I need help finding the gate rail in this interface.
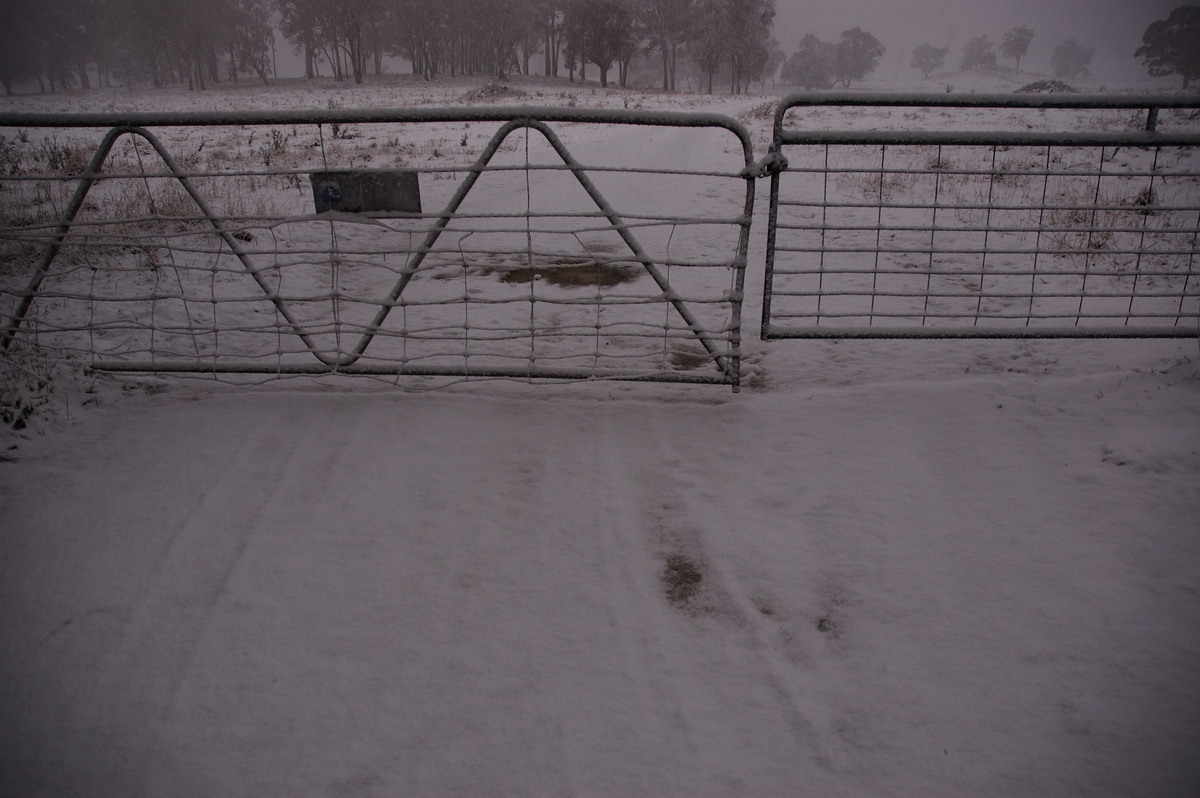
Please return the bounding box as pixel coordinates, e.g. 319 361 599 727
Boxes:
762 93 1200 339
1 107 754 388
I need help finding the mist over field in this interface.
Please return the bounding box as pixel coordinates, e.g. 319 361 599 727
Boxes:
1 0 1194 95
771 0 1181 82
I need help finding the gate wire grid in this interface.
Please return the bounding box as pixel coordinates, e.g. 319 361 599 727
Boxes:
761 93 1200 339
0 108 754 389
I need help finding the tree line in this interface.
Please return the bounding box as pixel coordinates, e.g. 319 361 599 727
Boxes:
777 24 1052 91
0 0 780 95
5 0 1196 97
780 4 1200 91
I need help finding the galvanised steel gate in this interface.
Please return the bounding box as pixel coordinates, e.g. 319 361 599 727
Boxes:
1 108 754 388
4 96 1199 397
761 94 1200 339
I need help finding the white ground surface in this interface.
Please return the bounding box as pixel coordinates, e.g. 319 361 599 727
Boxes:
2 74 1200 797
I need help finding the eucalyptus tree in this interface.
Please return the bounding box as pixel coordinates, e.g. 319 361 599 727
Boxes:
531 0 568 77
1050 38 1092 79
1136 5 1200 88
960 34 996 70
229 0 275 83
1001 25 1034 73
634 0 695 91
832 26 883 88
911 43 948 79
725 0 775 93
687 0 725 93
780 33 835 89
277 0 323 78
563 0 636 87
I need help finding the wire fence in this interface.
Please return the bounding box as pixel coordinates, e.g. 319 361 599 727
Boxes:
761 94 1200 339
1 108 755 388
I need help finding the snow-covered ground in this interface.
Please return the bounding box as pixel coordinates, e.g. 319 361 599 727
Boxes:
2 75 1199 797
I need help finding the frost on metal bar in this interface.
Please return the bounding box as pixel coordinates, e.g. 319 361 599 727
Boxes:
761 93 1200 339
0 108 753 389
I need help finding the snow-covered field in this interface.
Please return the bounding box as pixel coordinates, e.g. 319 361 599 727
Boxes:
2 74 1199 797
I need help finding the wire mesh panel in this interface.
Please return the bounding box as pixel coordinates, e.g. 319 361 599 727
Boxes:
0 108 753 388
762 94 1200 339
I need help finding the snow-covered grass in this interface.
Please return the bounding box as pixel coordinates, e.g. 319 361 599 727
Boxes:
2 75 1199 797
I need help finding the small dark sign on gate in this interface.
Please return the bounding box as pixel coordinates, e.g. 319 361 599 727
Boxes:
310 170 421 215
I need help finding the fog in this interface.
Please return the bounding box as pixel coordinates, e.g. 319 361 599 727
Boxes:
773 0 1181 82
258 0 1188 87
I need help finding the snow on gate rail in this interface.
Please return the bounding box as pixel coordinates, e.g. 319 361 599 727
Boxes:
761 93 1200 340
0 107 754 389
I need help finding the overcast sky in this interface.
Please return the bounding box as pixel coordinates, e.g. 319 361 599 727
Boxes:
772 0 1181 81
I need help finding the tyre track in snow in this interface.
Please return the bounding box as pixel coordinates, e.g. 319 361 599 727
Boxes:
1 397 373 797
554 405 715 793
621 411 841 784
477 398 837 795
94 400 353 797
134 399 377 796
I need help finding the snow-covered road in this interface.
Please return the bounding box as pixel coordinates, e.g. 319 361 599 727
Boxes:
3 340 1198 797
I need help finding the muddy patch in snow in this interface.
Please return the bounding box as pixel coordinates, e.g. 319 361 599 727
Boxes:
661 553 705 610
486 258 643 288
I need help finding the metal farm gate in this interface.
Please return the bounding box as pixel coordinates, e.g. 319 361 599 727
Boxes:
4 95 1200 397
0 108 754 388
761 94 1200 340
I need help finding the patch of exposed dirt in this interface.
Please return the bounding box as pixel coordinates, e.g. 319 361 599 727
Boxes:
488 259 642 288
668 347 712 371
661 553 704 609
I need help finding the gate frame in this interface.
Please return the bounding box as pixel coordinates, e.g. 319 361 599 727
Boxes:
1 107 757 389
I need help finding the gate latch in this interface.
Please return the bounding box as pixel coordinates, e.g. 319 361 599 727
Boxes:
741 150 789 179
